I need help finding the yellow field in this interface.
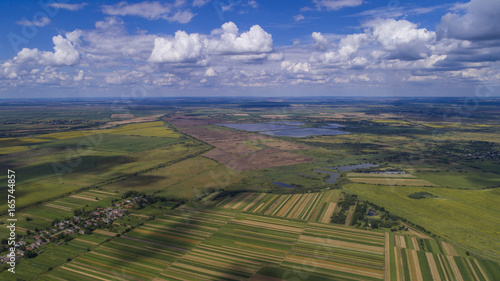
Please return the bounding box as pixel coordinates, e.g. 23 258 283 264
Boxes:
36 130 102 140
33 121 180 139
0 145 29 155
349 178 437 186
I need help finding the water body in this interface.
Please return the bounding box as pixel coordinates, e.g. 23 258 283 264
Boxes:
217 123 295 131
273 182 294 188
261 128 349 138
217 122 349 137
313 169 340 184
327 163 379 172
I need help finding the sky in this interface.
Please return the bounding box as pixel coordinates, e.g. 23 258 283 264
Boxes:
0 0 499 98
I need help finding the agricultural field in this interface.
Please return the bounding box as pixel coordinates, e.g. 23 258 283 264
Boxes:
1 98 500 279
387 232 497 281
0 119 210 210
34 204 499 281
101 156 244 198
0 232 113 280
344 183 500 262
218 190 340 223
348 177 437 187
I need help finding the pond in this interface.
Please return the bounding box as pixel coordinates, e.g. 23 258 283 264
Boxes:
273 182 295 188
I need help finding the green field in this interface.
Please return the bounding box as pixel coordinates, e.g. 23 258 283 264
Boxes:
343 183 500 262
0 121 210 211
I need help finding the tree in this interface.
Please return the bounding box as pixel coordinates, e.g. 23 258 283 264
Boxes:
25 250 38 259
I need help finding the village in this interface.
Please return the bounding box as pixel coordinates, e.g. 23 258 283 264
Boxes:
0 194 152 264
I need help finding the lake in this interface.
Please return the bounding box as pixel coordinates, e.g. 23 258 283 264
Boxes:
217 122 350 137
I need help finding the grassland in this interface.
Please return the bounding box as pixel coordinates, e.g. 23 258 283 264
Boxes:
102 156 244 200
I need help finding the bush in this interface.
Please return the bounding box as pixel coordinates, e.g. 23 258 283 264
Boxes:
408 191 436 199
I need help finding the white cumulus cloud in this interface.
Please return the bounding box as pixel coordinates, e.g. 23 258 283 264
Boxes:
15 35 80 66
209 22 273 55
148 31 205 63
312 32 329 50
366 18 436 60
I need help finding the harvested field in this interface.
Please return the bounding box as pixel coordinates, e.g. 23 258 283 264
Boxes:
281 222 385 280
226 148 314 171
320 202 337 224
92 229 117 236
44 203 72 211
169 115 315 171
262 140 312 150
202 148 234 164
441 241 459 256
70 195 99 201
426 252 441 281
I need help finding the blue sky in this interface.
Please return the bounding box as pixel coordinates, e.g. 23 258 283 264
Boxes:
0 0 499 97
